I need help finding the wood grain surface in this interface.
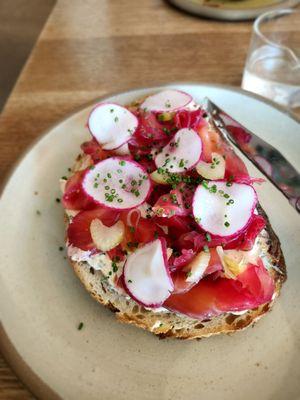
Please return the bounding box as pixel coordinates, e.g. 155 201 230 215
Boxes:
0 1 297 398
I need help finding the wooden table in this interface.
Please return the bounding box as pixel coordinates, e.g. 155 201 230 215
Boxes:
0 0 259 398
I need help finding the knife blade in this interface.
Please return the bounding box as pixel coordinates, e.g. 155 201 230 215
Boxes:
204 98 300 213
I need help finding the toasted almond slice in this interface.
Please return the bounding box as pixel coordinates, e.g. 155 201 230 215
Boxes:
167 247 173 259
196 152 225 180
60 178 67 193
150 170 169 185
90 219 124 251
185 250 211 283
216 246 247 279
75 154 93 171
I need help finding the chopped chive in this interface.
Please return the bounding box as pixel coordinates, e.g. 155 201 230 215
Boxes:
112 262 118 272
209 185 217 193
202 180 209 189
77 322 84 330
179 159 185 168
205 233 212 242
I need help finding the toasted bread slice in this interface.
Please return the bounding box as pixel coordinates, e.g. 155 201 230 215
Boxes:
63 95 287 339
67 204 286 340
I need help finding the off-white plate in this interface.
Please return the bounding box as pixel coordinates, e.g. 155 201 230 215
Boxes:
168 0 300 21
1 84 300 400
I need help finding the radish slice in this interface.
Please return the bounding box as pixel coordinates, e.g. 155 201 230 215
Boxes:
196 153 225 180
82 157 151 210
114 143 130 155
123 239 174 308
88 103 138 150
155 128 202 173
193 181 257 237
140 89 193 113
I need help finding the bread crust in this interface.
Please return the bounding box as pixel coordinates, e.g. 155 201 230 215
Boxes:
66 204 286 340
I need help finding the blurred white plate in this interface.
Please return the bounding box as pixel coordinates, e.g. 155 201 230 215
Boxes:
168 0 300 20
1 84 300 400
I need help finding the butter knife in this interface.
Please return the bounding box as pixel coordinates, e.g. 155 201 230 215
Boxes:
205 98 300 213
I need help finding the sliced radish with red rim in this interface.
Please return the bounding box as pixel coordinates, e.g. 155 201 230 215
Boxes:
193 181 257 237
82 158 151 210
88 103 138 150
155 128 202 173
140 89 193 113
123 239 174 308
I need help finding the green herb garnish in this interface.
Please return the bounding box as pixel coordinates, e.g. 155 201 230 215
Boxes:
77 322 84 330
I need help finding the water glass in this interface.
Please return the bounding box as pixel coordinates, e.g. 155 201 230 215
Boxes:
242 9 300 113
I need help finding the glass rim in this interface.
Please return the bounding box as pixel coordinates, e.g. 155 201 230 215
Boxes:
254 8 300 38
253 8 300 65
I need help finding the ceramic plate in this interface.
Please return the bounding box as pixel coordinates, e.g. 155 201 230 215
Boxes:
1 84 300 400
168 0 300 20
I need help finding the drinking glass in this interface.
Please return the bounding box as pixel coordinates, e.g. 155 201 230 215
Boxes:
242 9 300 113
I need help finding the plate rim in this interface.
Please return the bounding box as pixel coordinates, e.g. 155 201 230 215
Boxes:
0 82 299 400
167 0 300 21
